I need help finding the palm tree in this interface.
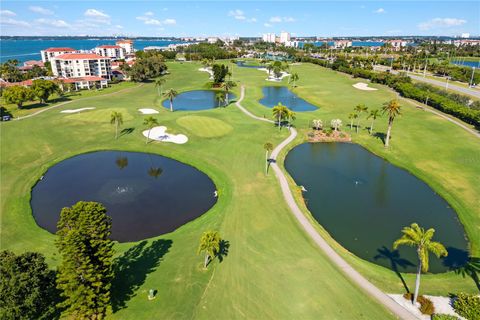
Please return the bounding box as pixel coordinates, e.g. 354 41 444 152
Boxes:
272 103 289 130
312 119 323 130
110 111 123 139
289 73 299 87
382 99 402 147
163 88 178 112
143 116 159 144
155 78 166 97
215 92 226 107
263 142 273 175
197 231 221 269
393 223 448 305
354 104 368 133
348 113 357 131
266 64 274 76
331 119 342 132
221 81 236 105
367 109 381 135
287 109 296 128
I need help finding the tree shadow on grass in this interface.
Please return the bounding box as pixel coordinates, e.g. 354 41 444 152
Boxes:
111 239 173 312
374 246 414 293
373 132 386 144
120 128 135 136
217 239 230 263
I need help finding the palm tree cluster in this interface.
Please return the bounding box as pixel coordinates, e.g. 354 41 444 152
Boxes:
272 103 295 130
349 104 382 135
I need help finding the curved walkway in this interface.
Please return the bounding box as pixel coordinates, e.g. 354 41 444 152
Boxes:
14 83 144 121
235 85 417 320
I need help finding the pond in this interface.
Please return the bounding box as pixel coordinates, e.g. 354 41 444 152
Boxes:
236 61 263 68
162 90 236 111
285 143 468 273
259 86 318 112
31 151 217 242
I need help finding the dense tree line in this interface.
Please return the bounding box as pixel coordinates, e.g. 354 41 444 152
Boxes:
1 60 52 82
124 51 168 82
183 43 238 60
298 56 480 127
2 79 60 108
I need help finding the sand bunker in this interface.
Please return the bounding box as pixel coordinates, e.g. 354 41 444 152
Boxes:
142 126 188 144
60 107 95 113
352 82 378 91
138 108 159 114
259 68 291 82
199 67 214 80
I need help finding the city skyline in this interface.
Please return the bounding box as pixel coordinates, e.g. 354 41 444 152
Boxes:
0 1 478 37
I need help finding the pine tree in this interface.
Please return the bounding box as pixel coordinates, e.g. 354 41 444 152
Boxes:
56 201 114 319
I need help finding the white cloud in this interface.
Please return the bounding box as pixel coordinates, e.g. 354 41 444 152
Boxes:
163 18 176 25
29 6 54 15
83 9 111 25
269 16 295 23
228 9 246 20
115 24 124 29
144 11 154 16
0 10 16 17
84 9 109 19
36 18 70 28
269 16 282 23
374 8 385 14
264 23 272 27
136 14 175 26
0 17 30 27
249 18 257 23
418 17 467 30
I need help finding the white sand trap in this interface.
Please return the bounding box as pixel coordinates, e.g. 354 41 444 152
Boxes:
258 68 291 82
353 82 378 91
60 107 95 114
142 126 188 144
199 67 214 80
138 108 159 114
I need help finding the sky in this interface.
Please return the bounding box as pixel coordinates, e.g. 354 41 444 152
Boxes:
0 1 478 37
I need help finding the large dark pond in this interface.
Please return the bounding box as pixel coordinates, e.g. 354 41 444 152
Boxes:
31 151 217 242
259 86 318 112
162 90 236 111
285 143 468 273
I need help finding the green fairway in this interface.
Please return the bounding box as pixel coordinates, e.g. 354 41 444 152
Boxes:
65 108 134 122
1 60 479 318
176 115 233 137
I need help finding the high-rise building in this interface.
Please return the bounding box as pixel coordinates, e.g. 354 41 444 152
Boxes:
280 32 291 44
262 33 276 43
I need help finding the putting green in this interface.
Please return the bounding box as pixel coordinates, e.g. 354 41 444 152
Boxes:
65 108 133 123
176 115 233 138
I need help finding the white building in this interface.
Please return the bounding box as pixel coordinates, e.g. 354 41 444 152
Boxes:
386 39 407 51
461 33 470 39
279 32 291 44
262 33 276 43
207 37 219 44
94 45 126 60
51 53 112 80
116 40 134 55
40 47 76 63
333 40 353 49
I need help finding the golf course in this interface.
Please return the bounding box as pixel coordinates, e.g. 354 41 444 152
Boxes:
1 60 479 319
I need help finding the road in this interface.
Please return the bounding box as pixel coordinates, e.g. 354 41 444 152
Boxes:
375 65 480 98
235 86 417 320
